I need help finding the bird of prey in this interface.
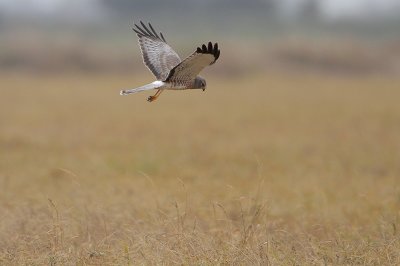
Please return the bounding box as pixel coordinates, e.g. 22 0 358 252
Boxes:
120 21 221 102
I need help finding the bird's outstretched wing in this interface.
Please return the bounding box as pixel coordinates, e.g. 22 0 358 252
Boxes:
165 42 220 83
133 21 181 81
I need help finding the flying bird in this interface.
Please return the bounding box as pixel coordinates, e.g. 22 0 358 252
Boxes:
120 21 220 102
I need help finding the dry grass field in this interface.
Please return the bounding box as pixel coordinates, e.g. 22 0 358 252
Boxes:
1 72 400 264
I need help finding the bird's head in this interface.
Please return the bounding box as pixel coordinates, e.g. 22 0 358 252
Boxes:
194 76 207 91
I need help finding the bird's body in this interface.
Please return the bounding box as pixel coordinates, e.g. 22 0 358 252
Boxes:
120 21 220 102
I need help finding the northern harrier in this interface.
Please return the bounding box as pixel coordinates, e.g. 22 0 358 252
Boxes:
120 21 221 102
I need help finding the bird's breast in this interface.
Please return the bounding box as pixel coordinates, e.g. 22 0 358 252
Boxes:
163 81 189 90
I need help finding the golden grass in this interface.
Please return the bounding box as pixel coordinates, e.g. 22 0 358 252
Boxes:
1 72 400 264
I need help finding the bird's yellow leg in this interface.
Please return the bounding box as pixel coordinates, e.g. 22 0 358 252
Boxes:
147 89 163 102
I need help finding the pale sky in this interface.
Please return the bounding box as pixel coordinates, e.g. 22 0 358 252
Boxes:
0 0 102 18
319 0 400 19
0 0 399 19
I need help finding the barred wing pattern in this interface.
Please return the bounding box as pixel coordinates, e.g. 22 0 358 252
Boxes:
133 21 181 81
166 42 220 83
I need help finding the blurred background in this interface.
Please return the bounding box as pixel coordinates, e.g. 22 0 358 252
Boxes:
1 0 400 76
1 1 400 264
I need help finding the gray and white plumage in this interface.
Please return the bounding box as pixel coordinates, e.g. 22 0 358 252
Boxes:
120 21 220 102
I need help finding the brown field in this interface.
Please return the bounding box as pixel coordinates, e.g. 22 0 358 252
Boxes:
1 72 400 264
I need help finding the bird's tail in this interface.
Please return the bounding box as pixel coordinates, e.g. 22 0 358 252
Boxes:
120 81 163 95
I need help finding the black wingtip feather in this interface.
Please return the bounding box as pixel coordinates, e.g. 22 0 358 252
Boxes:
140 21 152 36
132 28 142 37
132 21 167 43
139 21 146 30
215 50 220 60
133 24 144 35
148 23 159 38
160 32 166 42
196 42 221 63
136 26 147 36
